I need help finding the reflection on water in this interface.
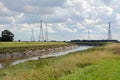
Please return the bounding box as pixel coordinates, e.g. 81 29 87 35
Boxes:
0 64 3 68
0 46 93 68
41 46 92 58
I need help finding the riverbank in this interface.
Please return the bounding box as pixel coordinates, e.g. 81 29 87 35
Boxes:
0 46 91 68
0 42 74 53
0 43 120 80
0 42 77 61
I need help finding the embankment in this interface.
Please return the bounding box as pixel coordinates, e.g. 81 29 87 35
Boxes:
0 44 78 61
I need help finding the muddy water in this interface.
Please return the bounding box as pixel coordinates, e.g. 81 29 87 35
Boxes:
0 46 93 68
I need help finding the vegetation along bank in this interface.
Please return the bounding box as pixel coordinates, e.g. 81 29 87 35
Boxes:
0 43 119 80
0 42 77 61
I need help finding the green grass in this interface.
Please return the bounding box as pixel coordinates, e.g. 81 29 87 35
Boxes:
72 42 107 46
0 43 119 80
61 59 120 80
0 42 72 53
0 42 70 48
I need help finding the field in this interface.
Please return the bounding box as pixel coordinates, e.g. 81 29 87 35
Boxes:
0 42 71 48
0 42 72 53
0 43 120 80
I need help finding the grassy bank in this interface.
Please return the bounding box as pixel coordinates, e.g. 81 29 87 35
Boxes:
0 42 72 53
0 43 120 80
0 42 70 48
71 42 106 46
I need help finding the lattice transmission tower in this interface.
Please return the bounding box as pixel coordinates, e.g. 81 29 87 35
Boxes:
87 30 91 40
38 20 44 42
45 22 48 42
108 22 112 40
31 28 35 42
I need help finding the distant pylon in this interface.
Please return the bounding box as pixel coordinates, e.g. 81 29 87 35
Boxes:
45 22 48 42
39 20 44 42
108 22 112 40
31 28 35 42
87 30 91 40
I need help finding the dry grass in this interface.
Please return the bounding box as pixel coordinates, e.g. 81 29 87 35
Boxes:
0 43 120 80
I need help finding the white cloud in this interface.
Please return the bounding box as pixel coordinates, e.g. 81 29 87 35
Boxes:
84 29 93 33
1 0 67 14
0 0 119 41
76 23 85 29
55 24 77 33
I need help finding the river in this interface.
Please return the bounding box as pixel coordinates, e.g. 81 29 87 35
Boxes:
0 46 93 68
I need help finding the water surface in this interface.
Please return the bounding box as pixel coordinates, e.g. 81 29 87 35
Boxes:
0 46 93 68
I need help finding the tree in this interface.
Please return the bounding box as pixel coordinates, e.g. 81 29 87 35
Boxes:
1 30 14 41
0 37 2 41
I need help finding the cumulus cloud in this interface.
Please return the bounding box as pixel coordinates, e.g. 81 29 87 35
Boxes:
54 24 77 33
0 2 20 17
1 0 67 14
0 0 119 41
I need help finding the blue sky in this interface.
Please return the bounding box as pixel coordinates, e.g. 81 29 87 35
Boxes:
0 0 120 41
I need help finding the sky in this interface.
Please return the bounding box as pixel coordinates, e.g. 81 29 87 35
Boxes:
0 0 120 41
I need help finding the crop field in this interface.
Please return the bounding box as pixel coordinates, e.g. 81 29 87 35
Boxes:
0 43 119 80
